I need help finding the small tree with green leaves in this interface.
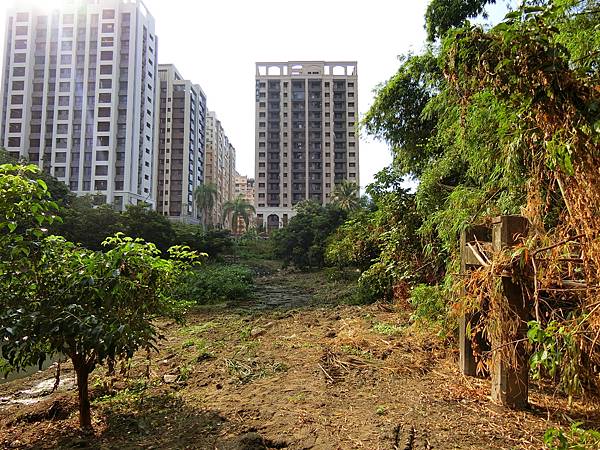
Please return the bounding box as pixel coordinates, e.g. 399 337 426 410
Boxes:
0 164 201 429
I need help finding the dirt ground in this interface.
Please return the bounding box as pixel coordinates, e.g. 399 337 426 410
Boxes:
1 267 600 449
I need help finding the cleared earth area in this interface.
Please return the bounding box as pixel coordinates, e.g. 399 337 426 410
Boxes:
1 267 599 449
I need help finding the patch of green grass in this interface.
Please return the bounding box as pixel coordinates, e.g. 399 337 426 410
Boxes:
179 321 218 336
340 344 374 361
372 322 404 336
288 392 306 404
376 405 387 416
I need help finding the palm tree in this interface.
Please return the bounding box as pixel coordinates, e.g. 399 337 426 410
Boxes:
222 196 256 234
193 183 217 228
331 180 360 210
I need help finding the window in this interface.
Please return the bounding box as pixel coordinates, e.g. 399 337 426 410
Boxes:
60 68 71 78
60 54 71 64
97 135 110 146
9 123 21 133
58 110 69 120
58 96 69 106
100 50 112 60
102 23 114 33
7 137 21 147
100 65 112 75
15 40 27 50
13 67 25 77
16 12 29 22
61 41 72 51
12 81 24 90
98 107 111 117
10 109 23 119
59 81 70 92
97 122 110 132
102 9 115 19
98 93 111 103
11 95 23 105
54 167 66 178
101 36 113 47
94 180 107 190
14 53 26 63
95 165 108 175
57 124 68 134
99 78 112 89
62 27 73 38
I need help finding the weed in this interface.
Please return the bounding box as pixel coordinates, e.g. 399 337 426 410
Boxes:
180 322 217 335
372 322 404 336
544 422 600 449
288 392 306 404
375 405 387 416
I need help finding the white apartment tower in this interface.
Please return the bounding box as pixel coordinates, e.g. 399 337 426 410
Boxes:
0 0 158 209
254 61 359 231
154 64 207 223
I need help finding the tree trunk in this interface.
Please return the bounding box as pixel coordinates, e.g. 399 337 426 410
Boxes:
72 355 92 429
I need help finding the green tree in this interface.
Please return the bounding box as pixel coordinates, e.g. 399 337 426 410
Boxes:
272 201 347 269
425 0 497 41
221 195 256 233
121 203 176 253
331 180 361 211
0 164 199 429
194 183 218 228
54 195 122 250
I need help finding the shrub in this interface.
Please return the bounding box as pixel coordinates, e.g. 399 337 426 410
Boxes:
409 284 447 324
186 264 253 303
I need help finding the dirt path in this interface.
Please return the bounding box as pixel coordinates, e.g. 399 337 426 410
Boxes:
1 268 598 449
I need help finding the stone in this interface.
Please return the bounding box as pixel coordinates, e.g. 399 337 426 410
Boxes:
163 374 178 383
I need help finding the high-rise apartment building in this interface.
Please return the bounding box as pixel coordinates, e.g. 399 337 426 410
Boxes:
0 0 157 209
154 64 206 223
254 61 359 230
205 111 236 227
234 172 255 231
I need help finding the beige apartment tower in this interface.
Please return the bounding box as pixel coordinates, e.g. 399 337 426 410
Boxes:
205 111 236 228
254 61 359 231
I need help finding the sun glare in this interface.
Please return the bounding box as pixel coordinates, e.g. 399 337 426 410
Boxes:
26 0 78 13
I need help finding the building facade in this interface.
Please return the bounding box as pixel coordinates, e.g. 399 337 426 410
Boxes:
153 64 206 223
0 0 158 209
234 172 255 231
254 61 359 231
204 111 235 228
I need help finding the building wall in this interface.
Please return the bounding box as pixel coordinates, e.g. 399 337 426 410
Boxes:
154 63 206 223
254 61 359 229
234 172 255 231
0 0 158 209
204 110 235 228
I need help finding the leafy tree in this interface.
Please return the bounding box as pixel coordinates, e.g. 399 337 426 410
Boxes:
54 195 122 250
222 195 256 233
194 183 218 228
330 180 361 211
0 165 199 429
272 201 347 269
121 203 176 253
425 0 497 41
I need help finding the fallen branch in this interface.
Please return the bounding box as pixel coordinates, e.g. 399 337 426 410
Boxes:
318 363 335 383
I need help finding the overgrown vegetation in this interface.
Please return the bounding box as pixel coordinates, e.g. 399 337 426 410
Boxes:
186 264 254 304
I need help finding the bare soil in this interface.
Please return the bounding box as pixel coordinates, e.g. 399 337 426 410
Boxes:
1 266 599 449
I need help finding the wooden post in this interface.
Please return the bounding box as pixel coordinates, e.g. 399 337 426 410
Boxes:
491 215 530 409
459 225 491 377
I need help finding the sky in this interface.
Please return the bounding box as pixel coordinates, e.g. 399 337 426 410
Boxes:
0 0 512 189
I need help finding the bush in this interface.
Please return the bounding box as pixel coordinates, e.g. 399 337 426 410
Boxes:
408 284 447 323
186 264 253 303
